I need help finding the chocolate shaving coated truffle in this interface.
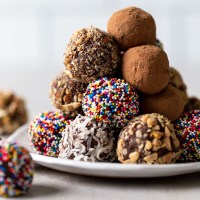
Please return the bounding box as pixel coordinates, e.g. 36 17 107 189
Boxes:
59 115 116 162
117 113 180 164
49 70 87 116
64 26 121 83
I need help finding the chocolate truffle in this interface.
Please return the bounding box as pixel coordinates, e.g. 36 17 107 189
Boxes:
29 111 71 157
64 27 121 83
155 39 163 49
59 115 116 162
185 97 200 111
140 85 185 122
122 45 169 94
169 67 188 105
117 113 180 164
0 142 34 197
0 90 27 135
107 7 156 50
49 70 88 116
82 77 139 128
174 109 200 162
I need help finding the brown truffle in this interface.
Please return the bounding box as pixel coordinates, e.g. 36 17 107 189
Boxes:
169 67 188 105
117 113 180 164
140 85 185 122
0 90 28 135
185 97 200 111
107 7 156 50
155 39 163 49
64 27 121 83
122 45 169 94
49 70 87 116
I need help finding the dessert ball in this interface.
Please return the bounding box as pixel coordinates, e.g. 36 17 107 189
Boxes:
185 97 200 111
59 115 116 162
82 78 139 128
169 67 188 105
140 85 185 122
49 70 88 116
29 111 71 157
117 113 180 164
174 109 200 162
0 90 28 135
64 26 121 83
155 39 163 49
107 7 156 50
0 142 34 197
122 45 169 94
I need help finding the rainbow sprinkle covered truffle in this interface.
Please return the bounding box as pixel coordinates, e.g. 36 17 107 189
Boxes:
82 77 139 128
29 111 71 157
174 109 200 162
0 141 34 197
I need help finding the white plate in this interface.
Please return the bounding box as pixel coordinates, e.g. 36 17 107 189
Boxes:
7 125 200 178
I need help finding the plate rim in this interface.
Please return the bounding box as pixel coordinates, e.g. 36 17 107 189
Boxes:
7 123 200 178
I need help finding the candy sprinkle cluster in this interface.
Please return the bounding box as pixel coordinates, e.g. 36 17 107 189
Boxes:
29 111 70 157
174 109 200 162
82 77 139 128
0 142 34 197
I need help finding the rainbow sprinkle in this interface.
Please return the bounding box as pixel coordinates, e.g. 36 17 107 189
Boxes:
174 109 200 162
82 77 139 128
29 111 70 157
0 142 34 197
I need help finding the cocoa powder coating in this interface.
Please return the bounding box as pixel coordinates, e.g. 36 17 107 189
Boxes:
107 7 156 50
140 85 185 122
122 45 169 94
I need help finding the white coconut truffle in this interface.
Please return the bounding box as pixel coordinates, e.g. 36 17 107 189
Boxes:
59 115 116 162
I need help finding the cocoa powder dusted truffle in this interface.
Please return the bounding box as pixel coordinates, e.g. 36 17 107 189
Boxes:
59 115 116 162
122 45 169 94
64 27 121 83
140 85 185 122
169 67 188 105
0 90 28 135
117 113 180 164
107 7 156 50
49 70 88 116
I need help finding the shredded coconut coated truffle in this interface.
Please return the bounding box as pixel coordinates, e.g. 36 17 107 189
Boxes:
59 115 116 162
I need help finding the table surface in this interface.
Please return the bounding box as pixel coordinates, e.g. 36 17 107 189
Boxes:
10 166 200 200
2 162 200 200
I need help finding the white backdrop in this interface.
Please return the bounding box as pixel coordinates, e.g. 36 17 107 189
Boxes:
0 0 199 118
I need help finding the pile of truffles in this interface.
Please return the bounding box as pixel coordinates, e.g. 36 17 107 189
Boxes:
29 6 200 164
